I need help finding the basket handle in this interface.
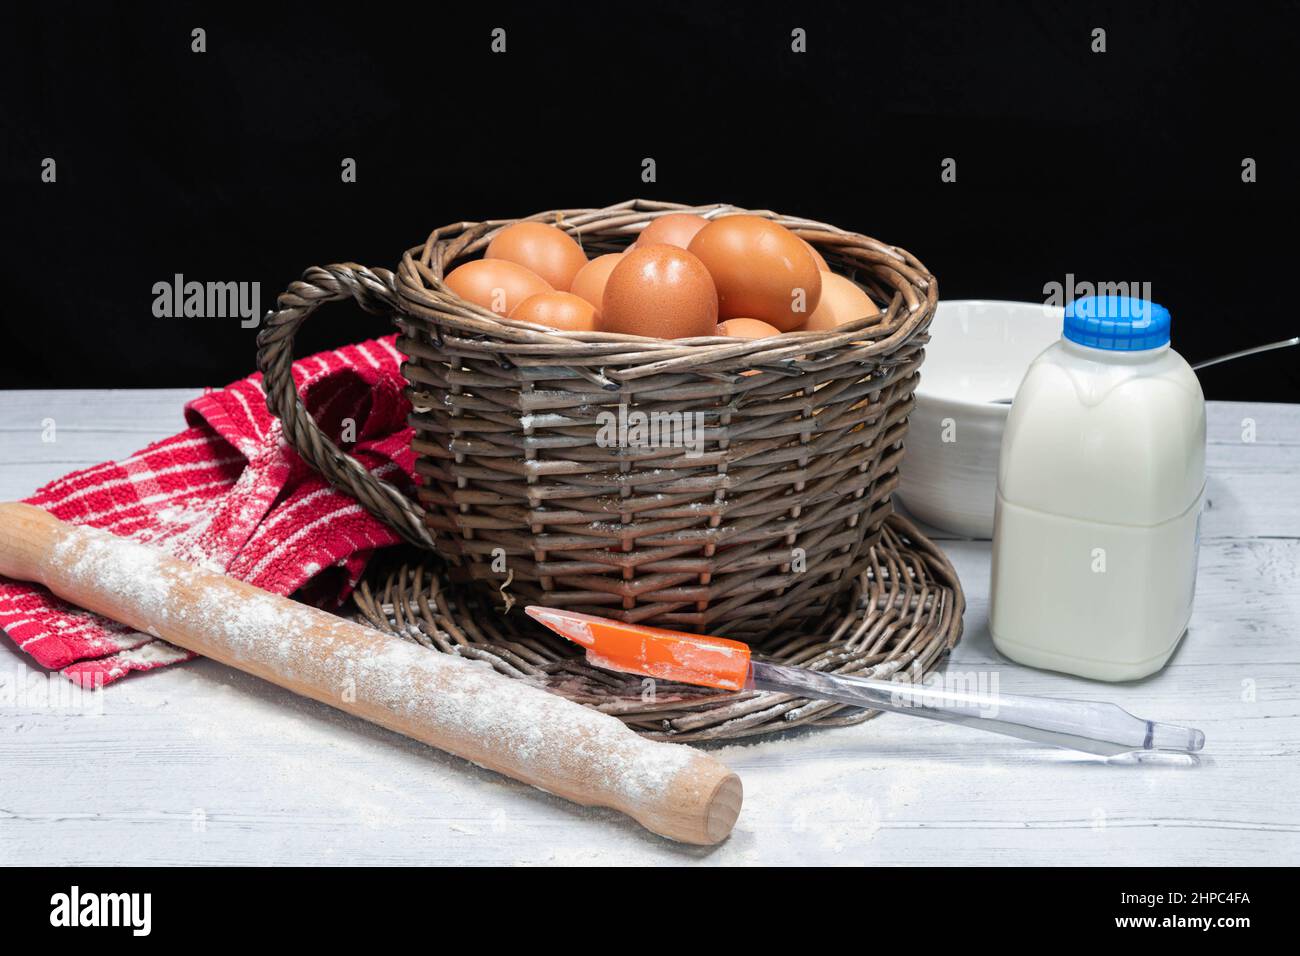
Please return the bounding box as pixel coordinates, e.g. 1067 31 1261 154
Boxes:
255 263 438 551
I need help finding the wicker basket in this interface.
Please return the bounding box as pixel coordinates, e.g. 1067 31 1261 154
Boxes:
256 199 938 643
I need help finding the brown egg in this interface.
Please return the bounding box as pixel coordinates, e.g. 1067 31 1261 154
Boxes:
801 238 830 272
801 272 880 331
717 318 782 338
688 215 822 331
634 213 710 250
569 253 623 310
443 259 552 317
601 244 718 339
486 222 588 291
509 291 599 332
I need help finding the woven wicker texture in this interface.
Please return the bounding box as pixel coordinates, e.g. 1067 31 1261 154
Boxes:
352 512 964 742
258 199 938 642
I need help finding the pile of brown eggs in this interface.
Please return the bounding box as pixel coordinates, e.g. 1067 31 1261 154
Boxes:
443 213 879 342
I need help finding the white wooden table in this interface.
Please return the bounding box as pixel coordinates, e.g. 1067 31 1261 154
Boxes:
1 391 1296 866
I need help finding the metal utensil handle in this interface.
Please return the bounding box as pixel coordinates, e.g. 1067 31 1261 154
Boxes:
1192 336 1300 371
991 335 1300 404
750 661 1205 757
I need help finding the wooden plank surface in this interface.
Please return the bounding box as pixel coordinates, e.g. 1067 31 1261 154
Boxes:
1 392 1297 865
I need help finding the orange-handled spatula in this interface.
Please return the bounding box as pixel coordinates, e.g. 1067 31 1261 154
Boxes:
526 606 1206 757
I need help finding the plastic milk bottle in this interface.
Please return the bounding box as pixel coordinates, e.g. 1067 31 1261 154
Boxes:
989 296 1206 681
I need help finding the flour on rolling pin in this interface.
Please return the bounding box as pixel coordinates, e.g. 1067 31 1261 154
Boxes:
50 524 699 805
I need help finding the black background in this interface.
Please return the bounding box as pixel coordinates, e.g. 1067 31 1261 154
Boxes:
3 0 1298 400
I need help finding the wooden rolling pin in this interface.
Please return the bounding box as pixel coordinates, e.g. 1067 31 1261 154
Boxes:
0 503 742 845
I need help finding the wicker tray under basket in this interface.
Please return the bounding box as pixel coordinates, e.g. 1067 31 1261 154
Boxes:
350 511 964 742
257 200 942 645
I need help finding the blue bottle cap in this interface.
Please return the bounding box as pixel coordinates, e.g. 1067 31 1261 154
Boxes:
1063 295 1171 351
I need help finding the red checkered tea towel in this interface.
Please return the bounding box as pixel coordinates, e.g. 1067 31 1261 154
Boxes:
0 336 414 686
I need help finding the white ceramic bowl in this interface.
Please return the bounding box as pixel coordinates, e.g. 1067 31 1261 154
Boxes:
897 300 1063 538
